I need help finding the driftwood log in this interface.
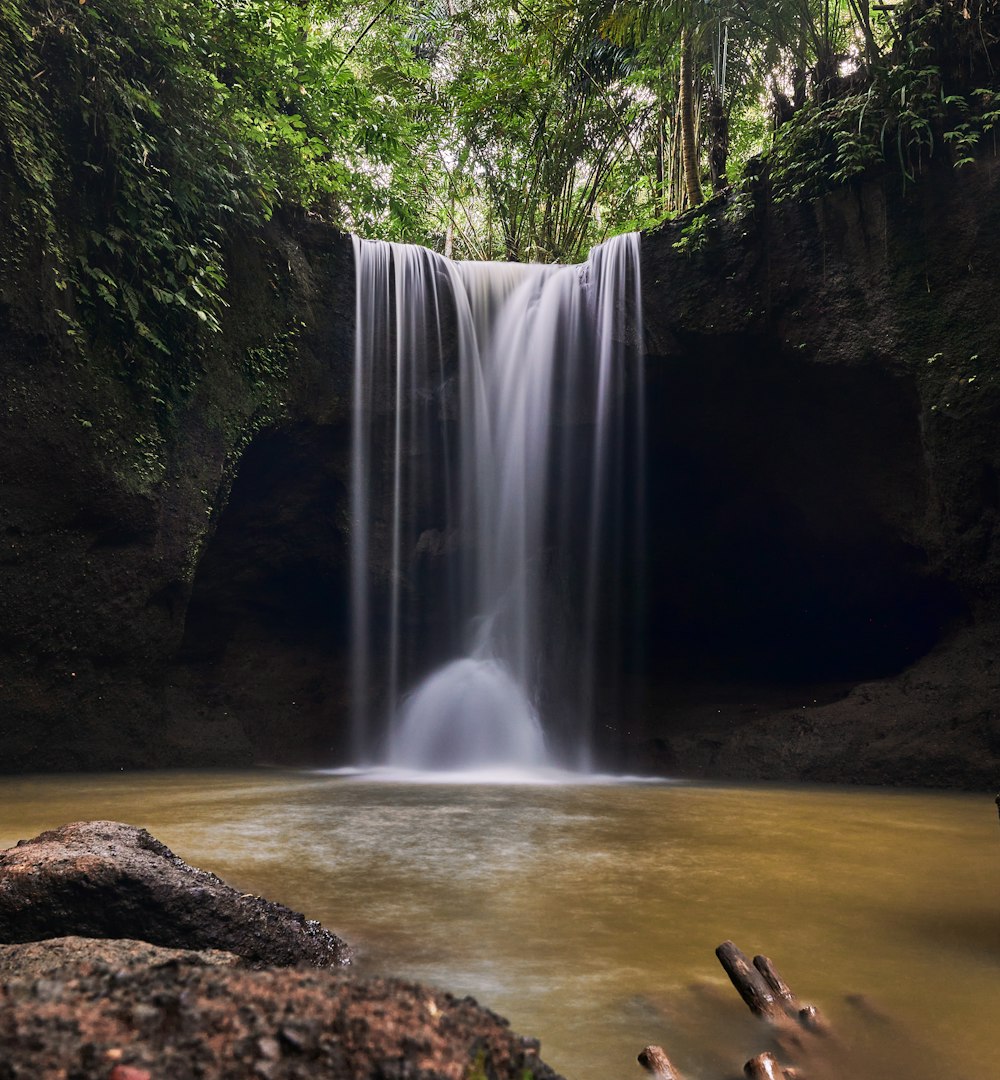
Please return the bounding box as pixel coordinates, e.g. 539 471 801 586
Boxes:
637 1045 683 1080
716 941 787 1022
637 942 834 1080
743 1052 784 1080
752 954 796 1009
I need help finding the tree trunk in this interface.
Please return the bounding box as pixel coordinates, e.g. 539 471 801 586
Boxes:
656 116 665 215
706 83 729 193
678 26 703 208
444 197 455 260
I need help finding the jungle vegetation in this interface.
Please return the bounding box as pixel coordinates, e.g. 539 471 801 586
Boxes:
1 0 998 373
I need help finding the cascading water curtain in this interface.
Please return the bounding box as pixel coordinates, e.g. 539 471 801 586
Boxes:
351 234 643 772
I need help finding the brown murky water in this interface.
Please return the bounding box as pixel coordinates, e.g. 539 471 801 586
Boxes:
0 770 997 1080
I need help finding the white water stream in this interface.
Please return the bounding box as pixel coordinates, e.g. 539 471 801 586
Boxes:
351 235 642 772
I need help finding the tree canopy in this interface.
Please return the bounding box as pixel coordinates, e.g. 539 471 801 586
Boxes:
2 0 998 378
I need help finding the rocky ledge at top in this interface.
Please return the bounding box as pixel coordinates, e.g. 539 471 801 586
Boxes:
0 821 562 1080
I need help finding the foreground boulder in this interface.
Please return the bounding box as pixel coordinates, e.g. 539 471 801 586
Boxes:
0 826 562 1078
0 821 351 967
0 948 560 1080
0 936 241 979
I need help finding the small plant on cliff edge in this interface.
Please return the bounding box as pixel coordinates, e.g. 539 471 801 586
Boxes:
672 211 714 255
766 1 1000 203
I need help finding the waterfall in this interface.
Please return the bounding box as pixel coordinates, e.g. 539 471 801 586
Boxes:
350 234 643 772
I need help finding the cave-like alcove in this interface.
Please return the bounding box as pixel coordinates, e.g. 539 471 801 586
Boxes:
173 339 969 771
630 339 967 752
176 422 352 764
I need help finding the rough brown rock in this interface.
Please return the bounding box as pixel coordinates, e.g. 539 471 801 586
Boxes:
0 953 560 1080
0 821 351 967
0 935 241 979
0 829 559 1079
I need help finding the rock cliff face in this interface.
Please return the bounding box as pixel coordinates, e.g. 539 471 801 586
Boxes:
1 156 998 787
634 157 1000 787
0 214 356 771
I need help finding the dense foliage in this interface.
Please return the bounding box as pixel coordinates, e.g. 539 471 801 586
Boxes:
2 0 999 381
0 0 436 395
764 1 1000 202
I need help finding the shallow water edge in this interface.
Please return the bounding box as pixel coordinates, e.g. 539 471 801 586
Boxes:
0 769 997 1080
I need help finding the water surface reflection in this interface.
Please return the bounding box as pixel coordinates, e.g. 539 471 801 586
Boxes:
0 771 996 1080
